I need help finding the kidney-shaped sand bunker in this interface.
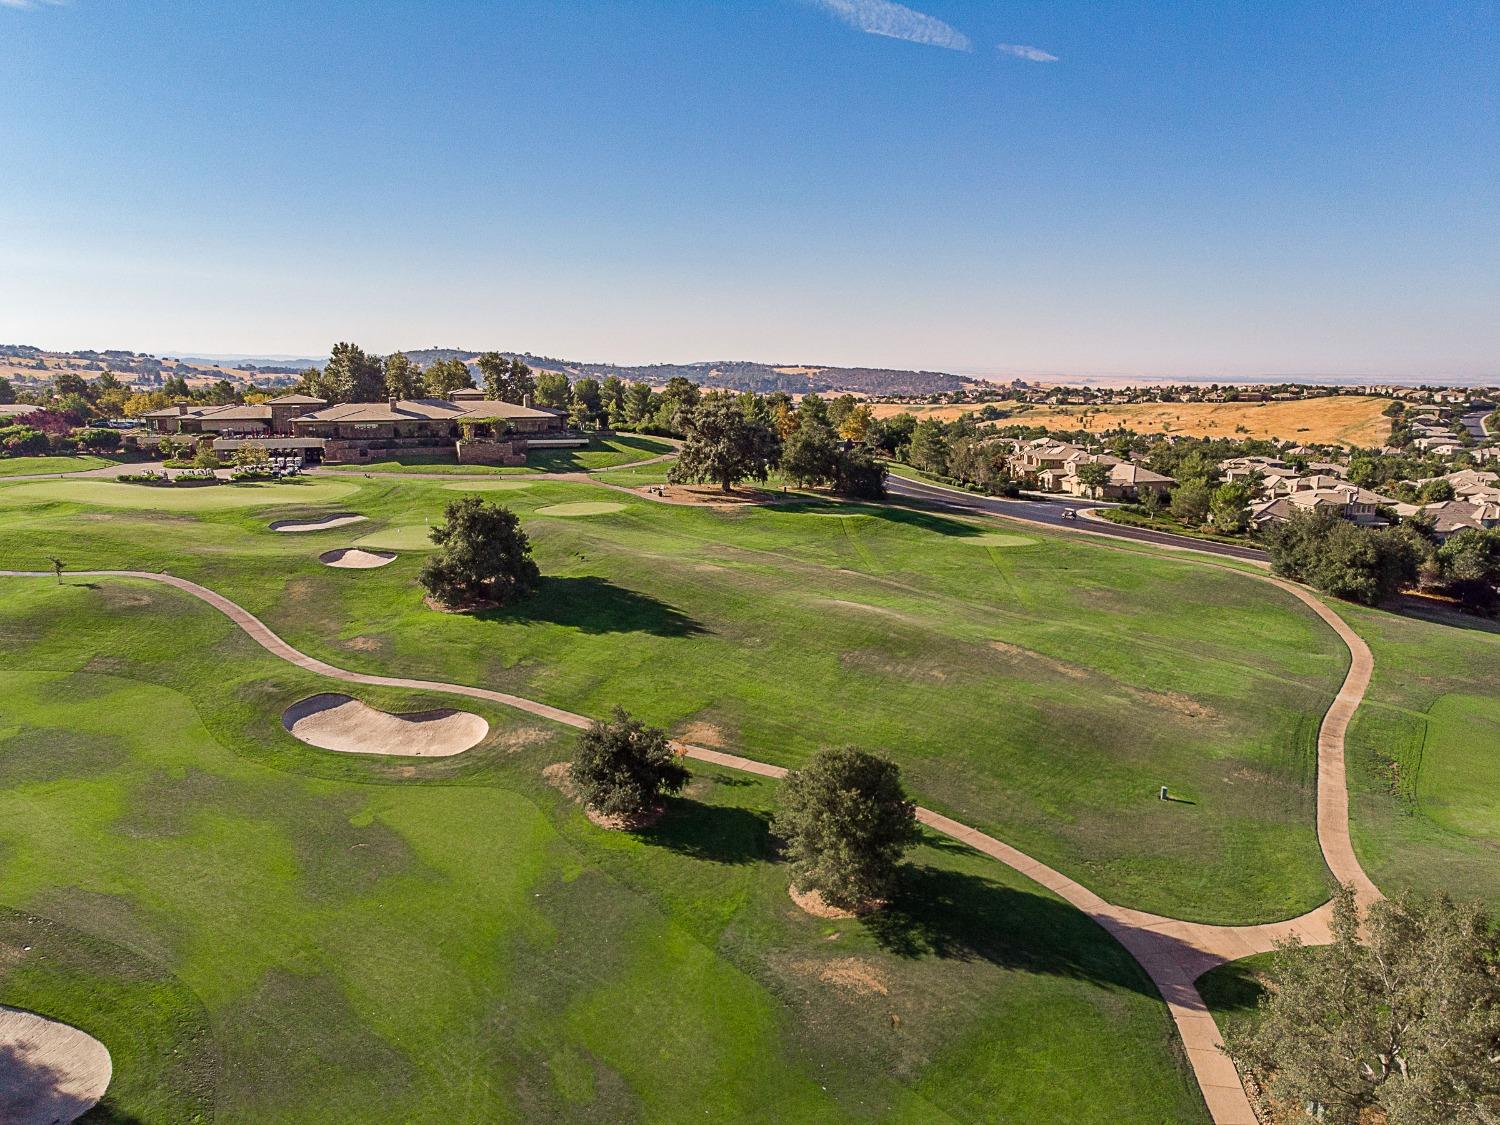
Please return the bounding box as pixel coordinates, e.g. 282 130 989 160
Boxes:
318 548 397 569
0 1005 112 1125
281 693 488 757
270 513 367 533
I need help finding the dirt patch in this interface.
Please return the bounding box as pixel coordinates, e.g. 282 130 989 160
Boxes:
989 640 1090 679
343 636 383 653
281 693 488 757
789 885 884 919
1131 688 1218 721
585 803 665 831
284 578 318 602
792 956 890 997
97 588 153 609
543 762 579 799
492 726 552 754
639 484 780 506
674 721 727 749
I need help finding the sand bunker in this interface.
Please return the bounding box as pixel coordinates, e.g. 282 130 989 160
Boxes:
0 1006 112 1125
270 513 367 533
535 502 625 516
282 693 488 757
319 548 397 569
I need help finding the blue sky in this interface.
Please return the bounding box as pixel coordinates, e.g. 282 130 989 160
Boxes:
1 1 1496 378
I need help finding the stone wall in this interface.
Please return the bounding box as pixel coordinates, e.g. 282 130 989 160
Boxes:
323 441 454 463
457 439 528 466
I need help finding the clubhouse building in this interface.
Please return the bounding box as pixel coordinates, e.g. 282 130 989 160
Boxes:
143 389 578 465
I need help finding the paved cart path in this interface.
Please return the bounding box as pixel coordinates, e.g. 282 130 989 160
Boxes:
0 566 1379 1125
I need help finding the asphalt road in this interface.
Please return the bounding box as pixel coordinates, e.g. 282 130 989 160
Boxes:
1460 410 1493 441
885 473 1270 563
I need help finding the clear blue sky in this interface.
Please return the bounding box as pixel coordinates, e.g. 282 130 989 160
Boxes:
2 0 1496 379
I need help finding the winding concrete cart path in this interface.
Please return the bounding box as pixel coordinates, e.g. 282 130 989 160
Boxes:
0 566 1379 1125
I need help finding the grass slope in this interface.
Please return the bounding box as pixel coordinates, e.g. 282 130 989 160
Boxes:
0 474 1345 922
0 578 1205 1123
0 454 115 477
349 435 674 476
1334 604 1500 907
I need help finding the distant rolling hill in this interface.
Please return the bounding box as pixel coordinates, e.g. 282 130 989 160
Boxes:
3 343 973 397
402 349 970 396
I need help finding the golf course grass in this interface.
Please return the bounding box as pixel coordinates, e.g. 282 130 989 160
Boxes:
0 476 358 510
0 454 118 477
0 473 1346 923
1335 604 1500 907
0 577 1207 1123
348 435 674 476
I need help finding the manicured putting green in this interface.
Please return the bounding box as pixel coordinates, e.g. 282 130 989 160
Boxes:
440 480 533 492
535 501 626 516
0 478 356 510
354 525 436 550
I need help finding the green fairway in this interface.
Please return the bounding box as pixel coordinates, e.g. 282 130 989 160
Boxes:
0 454 116 477
0 474 1346 922
1 477 357 510
0 578 1207 1123
350 435 675 476
1335 604 1500 907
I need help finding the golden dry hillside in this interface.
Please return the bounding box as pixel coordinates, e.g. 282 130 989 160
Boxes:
873 396 1392 447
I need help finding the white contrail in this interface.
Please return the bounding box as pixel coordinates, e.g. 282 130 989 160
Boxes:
808 0 973 52
997 43 1059 62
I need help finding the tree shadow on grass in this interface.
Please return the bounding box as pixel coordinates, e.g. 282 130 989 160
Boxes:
1384 594 1500 637
476 575 706 637
1194 958 1268 1017
784 500 986 539
865 863 1199 998
636 798 771 866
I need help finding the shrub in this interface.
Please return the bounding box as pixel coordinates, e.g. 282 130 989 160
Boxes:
568 708 690 821
74 427 121 452
0 426 50 456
